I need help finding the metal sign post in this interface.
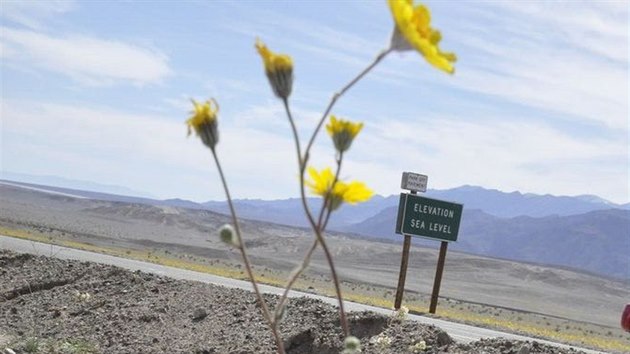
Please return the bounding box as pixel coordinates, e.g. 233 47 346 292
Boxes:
393 172 463 314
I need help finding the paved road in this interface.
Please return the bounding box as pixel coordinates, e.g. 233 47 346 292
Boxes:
0 235 604 353
0 181 88 199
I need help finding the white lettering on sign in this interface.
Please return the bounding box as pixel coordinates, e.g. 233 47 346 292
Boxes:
429 222 452 234
413 203 455 218
410 219 426 229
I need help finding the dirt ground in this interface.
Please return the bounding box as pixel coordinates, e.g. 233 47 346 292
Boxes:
0 250 590 354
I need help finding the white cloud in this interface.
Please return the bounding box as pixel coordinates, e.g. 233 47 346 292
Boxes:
349 115 629 204
2 95 628 204
0 0 76 30
1 2 628 205
440 2 629 131
493 1 628 64
1 26 171 86
1 99 308 201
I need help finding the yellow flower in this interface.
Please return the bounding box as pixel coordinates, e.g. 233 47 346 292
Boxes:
336 181 373 205
255 39 293 99
306 167 336 197
186 98 219 150
255 39 293 73
306 167 373 211
388 0 457 74
326 115 364 153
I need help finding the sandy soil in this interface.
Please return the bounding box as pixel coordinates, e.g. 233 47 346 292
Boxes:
0 250 589 354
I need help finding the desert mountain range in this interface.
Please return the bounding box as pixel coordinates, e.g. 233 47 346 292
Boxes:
1 177 628 280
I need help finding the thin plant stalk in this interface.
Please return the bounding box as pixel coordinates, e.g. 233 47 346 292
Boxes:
303 48 393 159
275 49 392 336
292 48 392 336
282 98 303 168
277 97 349 332
210 149 286 354
273 147 344 321
317 153 343 227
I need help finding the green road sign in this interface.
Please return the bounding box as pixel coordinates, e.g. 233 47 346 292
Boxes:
395 193 463 242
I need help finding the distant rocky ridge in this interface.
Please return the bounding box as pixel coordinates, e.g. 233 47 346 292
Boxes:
342 207 630 280
201 185 629 229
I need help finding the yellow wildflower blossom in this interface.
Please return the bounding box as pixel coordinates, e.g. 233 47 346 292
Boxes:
326 115 364 153
186 98 219 150
255 39 293 98
306 167 336 197
335 181 373 205
255 39 293 73
388 0 457 74
306 167 374 211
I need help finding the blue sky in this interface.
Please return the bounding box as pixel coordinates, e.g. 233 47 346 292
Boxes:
1 1 628 204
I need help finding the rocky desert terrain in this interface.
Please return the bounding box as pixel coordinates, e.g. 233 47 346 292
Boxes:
1 183 629 352
1 249 593 354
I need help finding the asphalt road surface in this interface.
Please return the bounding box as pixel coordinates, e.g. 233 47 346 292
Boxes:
0 235 604 353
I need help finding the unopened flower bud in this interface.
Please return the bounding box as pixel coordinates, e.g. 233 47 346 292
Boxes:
325 115 363 153
186 98 220 150
343 336 361 353
255 39 293 99
409 340 427 353
219 224 239 247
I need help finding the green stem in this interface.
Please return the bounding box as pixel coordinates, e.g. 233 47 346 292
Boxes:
210 149 285 354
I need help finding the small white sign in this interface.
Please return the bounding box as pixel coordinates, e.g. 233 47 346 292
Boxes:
401 172 428 192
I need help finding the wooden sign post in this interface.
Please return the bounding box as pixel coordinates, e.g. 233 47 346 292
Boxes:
393 172 463 314
394 191 415 310
429 241 448 313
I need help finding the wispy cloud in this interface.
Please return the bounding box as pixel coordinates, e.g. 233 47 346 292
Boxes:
493 1 628 64
1 99 307 201
1 27 171 86
0 0 76 30
442 2 628 131
1 1 628 204
352 115 628 203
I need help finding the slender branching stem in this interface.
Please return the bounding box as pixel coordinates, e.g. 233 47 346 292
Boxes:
273 98 316 319
303 48 393 161
299 49 392 336
277 49 392 337
280 94 351 335
282 98 302 168
317 153 343 227
319 154 343 231
210 149 285 354
274 147 344 321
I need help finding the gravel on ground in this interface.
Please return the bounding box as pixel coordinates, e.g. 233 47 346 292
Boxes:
0 250 587 354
